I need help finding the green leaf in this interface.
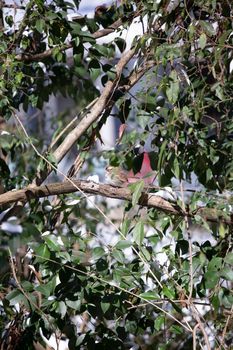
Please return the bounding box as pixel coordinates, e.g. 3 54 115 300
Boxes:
139 292 158 300
66 300 81 310
21 281 34 292
140 246 151 261
35 243 50 262
91 44 109 56
56 301 67 319
199 33 207 49
225 253 233 265
112 249 125 264
170 325 183 335
121 219 130 236
167 70 179 104
114 37 126 52
92 247 105 261
158 140 168 181
6 290 31 310
115 240 132 250
43 235 61 252
74 66 87 78
101 302 110 313
76 334 86 346
154 315 165 331
89 68 101 82
163 286 175 299
35 19 45 33
133 221 144 246
208 257 222 270
129 180 144 206
70 23 81 35
215 85 224 101
80 31 95 43
220 267 233 281
36 282 54 298
200 21 216 36
204 270 219 289
47 152 58 166
172 156 180 179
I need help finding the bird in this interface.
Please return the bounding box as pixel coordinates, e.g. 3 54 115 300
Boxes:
106 153 157 187
105 165 129 186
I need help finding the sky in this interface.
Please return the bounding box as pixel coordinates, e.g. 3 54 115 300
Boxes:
3 0 113 27
78 0 112 16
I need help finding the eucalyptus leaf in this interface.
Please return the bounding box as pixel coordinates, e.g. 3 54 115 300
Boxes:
133 221 144 246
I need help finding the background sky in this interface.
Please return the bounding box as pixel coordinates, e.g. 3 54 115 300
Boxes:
79 0 113 17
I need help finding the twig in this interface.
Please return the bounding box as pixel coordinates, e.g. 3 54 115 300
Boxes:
180 180 212 350
49 98 98 150
217 305 233 350
34 254 193 333
12 113 167 295
1 50 155 223
8 248 46 316
38 57 155 185
35 47 136 185
193 323 199 350
191 306 211 350
180 180 193 304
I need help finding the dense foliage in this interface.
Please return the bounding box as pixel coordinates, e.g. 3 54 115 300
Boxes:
0 0 233 349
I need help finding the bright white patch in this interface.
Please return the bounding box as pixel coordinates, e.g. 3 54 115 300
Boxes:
229 59 233 74
66 199 80 206
1 222 23 234
44 205 53 212
41 231 50 236
87 175 99 183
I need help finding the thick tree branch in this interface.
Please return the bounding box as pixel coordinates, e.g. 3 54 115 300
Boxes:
35 47 135 184
0 181 182 214
0 181 232 225
36 55 155 185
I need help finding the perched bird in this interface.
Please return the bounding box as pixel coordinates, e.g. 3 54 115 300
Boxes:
105 165 129 186
106 153 157 186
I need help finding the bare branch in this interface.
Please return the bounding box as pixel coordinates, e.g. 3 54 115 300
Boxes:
217 305 233 350
191 306 212 350
34 47 137 184
0 181 232 225
0 181 180 214
36 57 155 185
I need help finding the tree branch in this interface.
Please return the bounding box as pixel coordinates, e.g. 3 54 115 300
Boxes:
15 13 139 62
0 181 232 225
0 181 182 214
35 47 136 184
35 55 155 185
